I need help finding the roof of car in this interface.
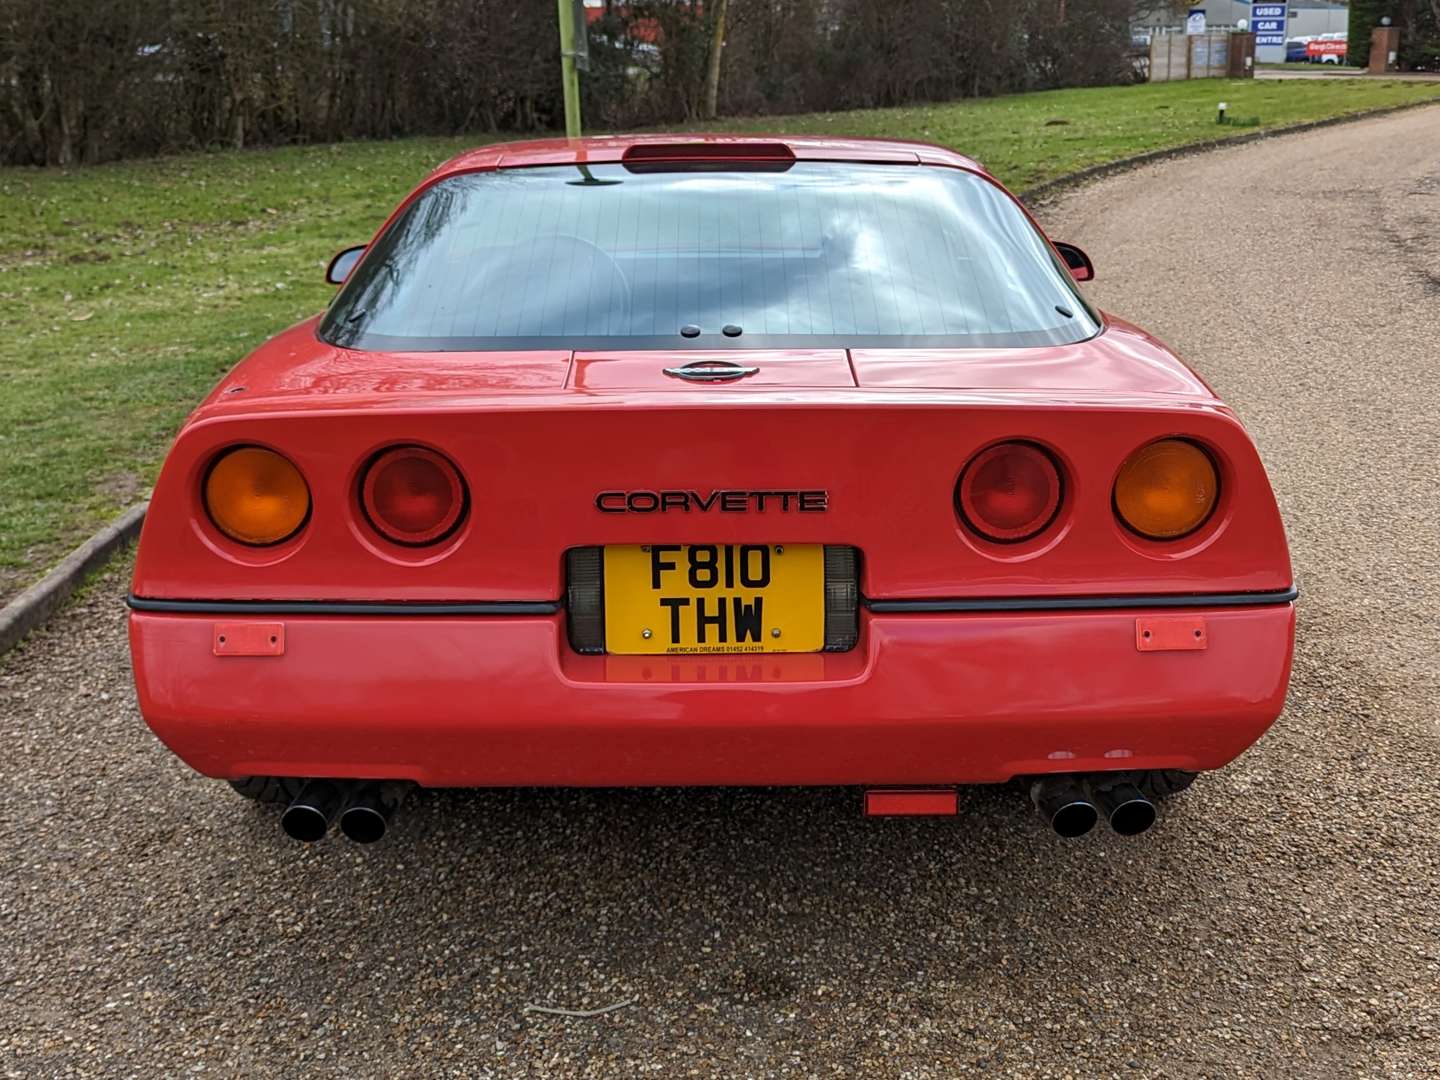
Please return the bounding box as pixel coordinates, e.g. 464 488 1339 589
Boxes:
429 133 989 181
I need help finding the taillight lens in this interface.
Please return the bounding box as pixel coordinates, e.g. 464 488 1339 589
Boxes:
957 442 1062 543
1114 438 1218 539
361 446 466 545
204 446 310 545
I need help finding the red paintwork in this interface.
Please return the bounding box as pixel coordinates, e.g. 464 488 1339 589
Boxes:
130 603 1294 785
572 349 856 389
131 322 1288 603
128 133 1295 792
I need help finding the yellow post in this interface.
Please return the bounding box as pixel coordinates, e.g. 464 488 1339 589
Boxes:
556 0 582 138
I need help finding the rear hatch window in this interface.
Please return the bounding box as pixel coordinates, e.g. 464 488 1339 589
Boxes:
321 160 1098 352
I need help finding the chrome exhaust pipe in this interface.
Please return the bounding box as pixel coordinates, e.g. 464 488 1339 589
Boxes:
1030 776 1099 838
1091 781 1156 836
280 779 348 843
339 781 412 844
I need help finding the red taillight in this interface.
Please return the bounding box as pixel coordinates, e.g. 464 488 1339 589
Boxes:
360 446 466 546
957 442 1062 543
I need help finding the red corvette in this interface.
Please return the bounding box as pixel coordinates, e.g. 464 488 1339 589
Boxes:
127 135 1295 843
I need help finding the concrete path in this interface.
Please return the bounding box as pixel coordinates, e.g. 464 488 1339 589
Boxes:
3 105 1438 1077
1255 67 1440 81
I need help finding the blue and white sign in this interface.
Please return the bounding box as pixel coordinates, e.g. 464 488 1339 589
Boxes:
1187 8 1207 34
1252 1 1287 46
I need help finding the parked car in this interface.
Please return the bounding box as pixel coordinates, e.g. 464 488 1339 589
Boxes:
1308 33 1348 64
127 135 1296 843
1284 36 1313 63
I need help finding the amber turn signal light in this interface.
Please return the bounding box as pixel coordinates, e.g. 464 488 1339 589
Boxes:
204 447 310 545
957 441 1062 543
1114 438 1218 540
361 446 466 546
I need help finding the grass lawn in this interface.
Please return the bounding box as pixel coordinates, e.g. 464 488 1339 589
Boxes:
2 76 1438 601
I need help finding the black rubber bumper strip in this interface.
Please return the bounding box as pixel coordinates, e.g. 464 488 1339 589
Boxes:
864 586 1298 614
126 594 560 616
128 588 1296 618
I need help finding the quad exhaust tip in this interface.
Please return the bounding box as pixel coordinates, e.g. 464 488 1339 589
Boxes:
1031 775 1156 838
1092 781 1157 837
281 779 347 843
1030 777 1099 838
339 782 409 844
282 779 412 844
340 801 389 844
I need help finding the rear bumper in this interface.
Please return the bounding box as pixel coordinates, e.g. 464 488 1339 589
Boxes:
128 602 1294 787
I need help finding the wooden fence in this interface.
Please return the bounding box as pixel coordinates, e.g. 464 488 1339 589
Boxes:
1149 31 1253 81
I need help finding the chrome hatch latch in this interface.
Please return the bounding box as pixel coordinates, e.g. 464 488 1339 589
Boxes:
662 360 760 382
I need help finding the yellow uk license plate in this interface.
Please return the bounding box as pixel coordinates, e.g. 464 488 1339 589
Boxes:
603 544 824 655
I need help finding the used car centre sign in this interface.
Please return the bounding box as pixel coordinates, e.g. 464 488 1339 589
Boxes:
1252 2 1287 47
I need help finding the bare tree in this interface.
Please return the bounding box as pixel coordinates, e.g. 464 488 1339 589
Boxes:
702 0 729 119
0 0 1156 166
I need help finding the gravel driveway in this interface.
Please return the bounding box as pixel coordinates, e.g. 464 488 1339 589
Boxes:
3 106 1438 1078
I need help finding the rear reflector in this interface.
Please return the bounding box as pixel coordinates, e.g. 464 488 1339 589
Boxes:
212 622 285 657
864 789 959 816
1136 615 1208 652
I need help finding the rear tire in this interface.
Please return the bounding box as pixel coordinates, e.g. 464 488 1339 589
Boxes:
228 776 307 804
